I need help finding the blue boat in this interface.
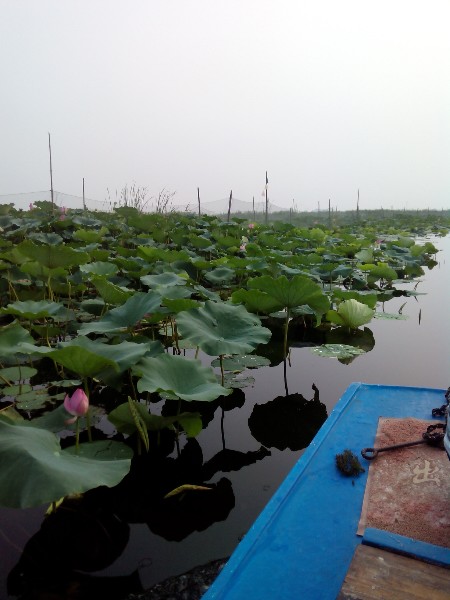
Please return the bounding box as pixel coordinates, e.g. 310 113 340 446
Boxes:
203 383 450 599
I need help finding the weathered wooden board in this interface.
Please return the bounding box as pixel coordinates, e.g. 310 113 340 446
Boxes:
338 544 450 600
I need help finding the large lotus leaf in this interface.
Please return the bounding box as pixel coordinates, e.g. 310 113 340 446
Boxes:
18 262 68 280
157 286 193 300
1 300 66 319
28 232 63 245
177 301 272 356
354 248 374 263
231 288 281 314
248 275 330 314
162 298 202 314
137 246 190 263
0 419 132 508
79 261 118 276
0 323 48 356
90 275 132 305
140 272 188 288
358 263 397 281
73 227 108 243
78 291 161 334
58 337 163 375
332 290 378 309
48 346 120 378
188 234 213 250
108 401 202 438
16 240 90 269
193 285 221 302
204 267 235 285
326 299 375 329
133 354 231 401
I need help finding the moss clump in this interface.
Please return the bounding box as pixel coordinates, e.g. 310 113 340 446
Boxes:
335 449 365 477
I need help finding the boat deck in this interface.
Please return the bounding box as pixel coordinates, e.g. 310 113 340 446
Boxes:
203 383 450 600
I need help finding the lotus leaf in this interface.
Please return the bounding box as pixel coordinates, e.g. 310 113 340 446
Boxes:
16 240 90 269
176 301 272 356
358 263 397 281
0 323 46 356
354 248 374 263
332 290 378 309
78 291 161 334
247 275 330 314
140 272 188 288
373 312 408 320
0 419 132 508
231 289 282 314
326 299 375 329
0 366 37 383
108 401 202 438
204 267 235 285
80 261 118 276
1 300 66 319
133 354 231 401
162 298 202 313
91 275 132 305
58 337 163 376
223 373 255 389
210 355 271 370
310 344 366 359
49 346 120 378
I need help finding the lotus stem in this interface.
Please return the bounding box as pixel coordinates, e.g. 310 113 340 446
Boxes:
219 355 225 387
83 379 92 442
75 417 80 451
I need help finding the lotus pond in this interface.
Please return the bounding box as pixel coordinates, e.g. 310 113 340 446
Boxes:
0 204 449 599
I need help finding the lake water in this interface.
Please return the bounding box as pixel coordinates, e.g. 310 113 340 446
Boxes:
1 235 449 598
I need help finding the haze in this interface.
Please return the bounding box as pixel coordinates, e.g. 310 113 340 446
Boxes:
1 1 449 212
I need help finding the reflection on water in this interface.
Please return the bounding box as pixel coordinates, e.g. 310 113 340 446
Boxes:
249 385 327 450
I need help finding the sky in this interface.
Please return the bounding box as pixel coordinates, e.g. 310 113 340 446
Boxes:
1 0 449 212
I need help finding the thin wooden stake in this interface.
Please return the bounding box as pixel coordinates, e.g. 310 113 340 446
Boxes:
265 171 268 225
197 187 201 216
227 190 232 222
48 133 54 211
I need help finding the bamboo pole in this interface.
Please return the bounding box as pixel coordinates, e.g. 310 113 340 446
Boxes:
197 187 201 216
227 190 232 222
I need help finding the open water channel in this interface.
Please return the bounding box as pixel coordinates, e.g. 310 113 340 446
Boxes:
0 235 449 599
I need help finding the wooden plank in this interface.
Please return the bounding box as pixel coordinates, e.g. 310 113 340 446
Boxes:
338 544 450 600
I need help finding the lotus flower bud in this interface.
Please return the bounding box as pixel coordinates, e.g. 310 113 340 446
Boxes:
64 389 89 424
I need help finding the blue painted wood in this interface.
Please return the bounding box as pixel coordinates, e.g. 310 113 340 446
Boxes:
203 383 449 600
363 527 450 568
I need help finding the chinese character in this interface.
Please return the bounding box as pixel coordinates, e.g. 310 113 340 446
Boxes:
412 460 440 485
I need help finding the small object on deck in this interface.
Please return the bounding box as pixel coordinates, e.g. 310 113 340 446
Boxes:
335 449 365 476
362 423 445 460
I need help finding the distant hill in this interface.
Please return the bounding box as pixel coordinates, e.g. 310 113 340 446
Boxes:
174 197 285 215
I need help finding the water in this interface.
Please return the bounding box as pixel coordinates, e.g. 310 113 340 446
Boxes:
1 235 448 599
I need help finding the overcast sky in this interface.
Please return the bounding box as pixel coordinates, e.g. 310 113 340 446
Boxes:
1 1 449 212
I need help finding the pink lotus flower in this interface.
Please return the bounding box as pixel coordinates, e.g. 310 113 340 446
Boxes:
248 223 255 229
64 389 89 424
240 244 247 251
